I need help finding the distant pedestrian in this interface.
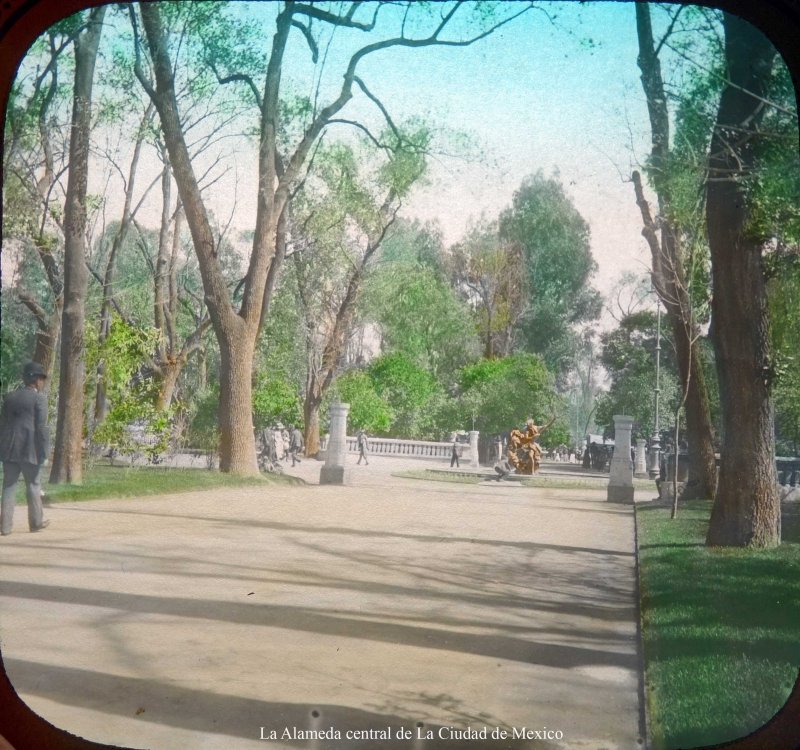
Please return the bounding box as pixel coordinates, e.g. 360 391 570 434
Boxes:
1 362 51 536
494 459 512 482
357 429 370 465
289 425 304 466
450 439 460 468
272 426 283 463
281 428 290 460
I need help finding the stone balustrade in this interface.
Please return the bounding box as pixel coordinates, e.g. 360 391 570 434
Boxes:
777 457 800 488
343 436 476 462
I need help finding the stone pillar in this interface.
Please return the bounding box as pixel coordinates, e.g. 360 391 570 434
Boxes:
468 430 479 465
607 415 635 504
320 402 350 485
635 439 648 477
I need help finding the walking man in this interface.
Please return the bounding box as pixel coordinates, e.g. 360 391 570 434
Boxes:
450 439 460 468
357 429 370 465
1 362 51 536
289 424 304 466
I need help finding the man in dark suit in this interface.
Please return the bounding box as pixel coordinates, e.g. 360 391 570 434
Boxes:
0 362 51 535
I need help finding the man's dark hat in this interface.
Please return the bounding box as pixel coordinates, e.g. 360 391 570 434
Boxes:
23 361 47 380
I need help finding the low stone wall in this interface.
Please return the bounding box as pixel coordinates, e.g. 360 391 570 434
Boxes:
344 436 475 463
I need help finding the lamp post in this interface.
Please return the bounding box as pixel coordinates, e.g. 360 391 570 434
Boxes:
648 295 662 478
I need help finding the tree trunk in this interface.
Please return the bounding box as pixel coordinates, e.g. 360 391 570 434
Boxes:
32 307 61 380
139 5 273 474
49 7 105 484
218 333 259 475
156 361 181 412
669 297 718 500
304 392 322 459
634 4 717 501
706 14 779 547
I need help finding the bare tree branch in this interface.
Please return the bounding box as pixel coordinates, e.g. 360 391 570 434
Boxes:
291 19 319 63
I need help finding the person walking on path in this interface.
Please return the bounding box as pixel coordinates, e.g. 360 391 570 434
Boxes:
450 439 460 468
289 425 304 466
0 362 51 536
357 429 370 465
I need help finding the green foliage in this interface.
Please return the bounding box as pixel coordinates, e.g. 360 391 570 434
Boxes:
89 317 172 461
499 172 601 377
769 250 800 454
252 375 302 430
449 219 526 357
378 219 446 273
185 386 220 452
378 120 432 199
746 62 800 246
455 354 557 436
595 311 682 438
329 370 393 434
367 352 446 439
364 263 480 378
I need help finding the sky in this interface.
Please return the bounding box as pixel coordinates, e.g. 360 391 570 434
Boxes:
199 1 667 296
8 1 703 304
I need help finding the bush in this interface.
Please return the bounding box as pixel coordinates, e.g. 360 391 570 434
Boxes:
252 374 302 430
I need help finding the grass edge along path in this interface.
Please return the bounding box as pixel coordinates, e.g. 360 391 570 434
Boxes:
635 499 800 750
394 467 653 491
3 463 302 504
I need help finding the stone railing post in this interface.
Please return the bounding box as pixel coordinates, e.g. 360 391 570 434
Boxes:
468 430 479 465
320 402 350 485
607 415 634 504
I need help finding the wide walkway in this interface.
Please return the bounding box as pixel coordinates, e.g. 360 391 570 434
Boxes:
0 457 647 749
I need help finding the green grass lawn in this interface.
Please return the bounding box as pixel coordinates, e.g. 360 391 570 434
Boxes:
2 462 301 504
636 500 800 749
394 467 653 491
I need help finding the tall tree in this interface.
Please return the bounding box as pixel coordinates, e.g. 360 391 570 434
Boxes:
92 102 155 424
49 6 106 484
705 14 779 547
499 172 601 381
2 24 77 382
291 135 424 456
633 3 718 501
134 1 533 474
449 221 526 359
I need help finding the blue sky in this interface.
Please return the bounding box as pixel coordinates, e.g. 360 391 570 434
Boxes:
10 2 712 299
222 1 670 294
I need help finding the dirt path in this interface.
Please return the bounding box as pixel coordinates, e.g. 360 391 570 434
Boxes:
0 462 644 749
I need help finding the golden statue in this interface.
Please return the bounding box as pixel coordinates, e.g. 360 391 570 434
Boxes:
507 416 556 475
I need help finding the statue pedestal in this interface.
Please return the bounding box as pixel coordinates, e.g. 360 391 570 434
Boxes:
320 465 348 484
320 402 350 485
608 415 635 504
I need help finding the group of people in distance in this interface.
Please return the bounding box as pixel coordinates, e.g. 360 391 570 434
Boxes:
259 423 305 470
257 425 371 470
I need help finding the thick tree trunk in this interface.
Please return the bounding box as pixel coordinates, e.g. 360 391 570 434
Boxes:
49 7 105 484
706 15 779 547
140 5 276 474
218 334 259 475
